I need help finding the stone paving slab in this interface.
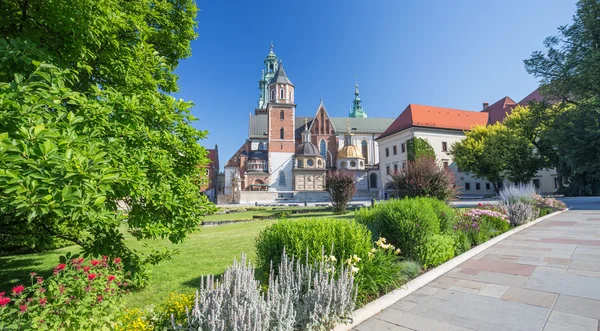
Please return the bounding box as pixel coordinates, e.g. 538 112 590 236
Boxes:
353 205 600 331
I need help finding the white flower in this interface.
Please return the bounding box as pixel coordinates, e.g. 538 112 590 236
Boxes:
352 254 361 262
351 266 359 274
370 248 377 253
394 249 401 255
368 252 374 258
329 255 337 262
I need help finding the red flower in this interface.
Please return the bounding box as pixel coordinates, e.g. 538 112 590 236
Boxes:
36 276 44 284
38 287 46 294
83 266 91 273
59 284 65 294
113 257 121 264
55 264 67 271
12 285 25 296
88 273 97 281
30 272 37 277
0 297 10 307
91 260 100 266
19 304 27 313
107 275 116 282
97 295 103 303
39 298 47 307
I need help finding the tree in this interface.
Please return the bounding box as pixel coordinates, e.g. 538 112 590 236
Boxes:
0 0 216 280
523 0 600 195
325 170 356 214
406 138 435 161
389 156 457 201
451 125 506 193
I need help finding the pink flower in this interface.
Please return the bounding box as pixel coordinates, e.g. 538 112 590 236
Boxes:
12 285 25 296
107 275 116 283
88 273 97 281
0 296 10 307
55 264 66 271
97 295 103 303
91 260 100 266
19 304 27 313
83 266 91 273
113 258 121 264
38 287 46 294
39 298 47 307
30 272 37 277
36 276 44 284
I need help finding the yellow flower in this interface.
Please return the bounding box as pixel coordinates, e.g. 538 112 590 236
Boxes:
351 266 359 274
368 252 374 258
370 248 377 253
329 255 337 262
394 248 401 255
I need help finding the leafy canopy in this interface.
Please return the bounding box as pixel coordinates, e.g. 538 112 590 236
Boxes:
0 0 216 277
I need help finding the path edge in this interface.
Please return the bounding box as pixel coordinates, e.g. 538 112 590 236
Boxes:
333 208 569 331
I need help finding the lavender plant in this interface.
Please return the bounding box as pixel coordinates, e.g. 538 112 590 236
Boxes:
499 183 537 204
175 250 356 331
499 184 537 225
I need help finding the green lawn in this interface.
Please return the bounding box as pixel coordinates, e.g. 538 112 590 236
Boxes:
0 210 356 308
203 209 355 222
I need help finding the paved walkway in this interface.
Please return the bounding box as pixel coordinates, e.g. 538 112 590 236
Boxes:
354 197 600 331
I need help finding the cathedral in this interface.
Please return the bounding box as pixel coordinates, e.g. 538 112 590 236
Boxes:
221 44 393 203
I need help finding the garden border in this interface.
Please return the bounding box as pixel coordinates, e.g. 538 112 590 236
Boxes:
333 208 569 331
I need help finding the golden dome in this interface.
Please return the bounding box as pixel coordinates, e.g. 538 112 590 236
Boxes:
337 145 364 159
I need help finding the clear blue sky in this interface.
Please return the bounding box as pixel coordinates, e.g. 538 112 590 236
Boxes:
174 1 576 170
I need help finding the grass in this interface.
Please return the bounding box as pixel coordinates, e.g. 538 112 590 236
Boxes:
203 209 355 222
0 209 356 308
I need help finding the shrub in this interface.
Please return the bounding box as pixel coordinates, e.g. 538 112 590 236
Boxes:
534 195 567 212
452 230 472 255
356 197 441 260
353 238 403 305
325 170 357 214
176 252 356 331
455 209 511 245
502 200 537 225
419 234 455 269
389 156 457 201
499 184 538 226
428 199 459 233
499 183 537 204
397 260 422 279
255 218 372 280
0 254 126 330
116 308 154 331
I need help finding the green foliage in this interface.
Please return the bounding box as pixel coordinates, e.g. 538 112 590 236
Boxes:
0 254 126 330
356 198 442 261
325 170 357 214
397 260 422 279
523 0 600 195
406 137 435 161
0 0 216 278
255 218 372 279
353 240 404 305
418 234 455 270
389 156 458 201
427 196 459 232
452 230 472 256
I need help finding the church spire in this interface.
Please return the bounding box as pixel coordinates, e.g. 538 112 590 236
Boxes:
257 43 279 112
349 82 367 118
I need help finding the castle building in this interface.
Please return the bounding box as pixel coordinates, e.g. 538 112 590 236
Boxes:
221 45 393 203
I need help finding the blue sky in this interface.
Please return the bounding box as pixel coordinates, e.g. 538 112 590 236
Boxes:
174 1 576 169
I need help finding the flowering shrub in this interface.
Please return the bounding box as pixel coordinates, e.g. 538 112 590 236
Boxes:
534 195 567 211
475 203 507 214
116 308 154 331
0 254 126 330
455 208 511 245
176 251 356 331
500 184 537 225
353 238 404 305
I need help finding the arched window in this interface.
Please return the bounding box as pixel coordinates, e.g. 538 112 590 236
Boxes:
280 89 285 99
370 173 378 189
362 140 368 161
280 110 284 120
319 139 327 160
269 64 274 72
279 172 286 186
280 128 284 140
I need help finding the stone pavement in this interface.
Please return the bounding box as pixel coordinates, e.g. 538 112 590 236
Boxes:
354 198 600 331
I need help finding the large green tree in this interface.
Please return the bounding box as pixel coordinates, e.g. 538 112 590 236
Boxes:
523 0 600 195
0 0 215 279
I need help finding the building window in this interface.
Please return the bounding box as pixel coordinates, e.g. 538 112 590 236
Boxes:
385 148 389 157
442 142 448 152
350 161 357 167
307 159 314 167
362 140 368 161
298 159 303 168
393 164 398 174
402 162 406 169
486 183 491 190
359 160 364 167
554 178 559 188
401 143 406 153
279 128 284 140
341 161 347 168
465 182 471 190
271 89 275 100
386 165 390 175
258 142 266 150
393 145 397 155
280 89 284 99
280 110 284 120
370 173 378 189
279 172 286 186
533 179 540 190
476 183 481 190
443 161 449 170
319 139 327 160
317 159 322 167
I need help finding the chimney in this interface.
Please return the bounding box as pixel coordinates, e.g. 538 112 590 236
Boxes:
482 102 489 110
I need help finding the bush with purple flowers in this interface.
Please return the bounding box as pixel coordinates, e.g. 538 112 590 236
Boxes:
454 208 511 246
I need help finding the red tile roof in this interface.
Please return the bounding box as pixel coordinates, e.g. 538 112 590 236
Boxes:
483 96 517 124
377 104 489 140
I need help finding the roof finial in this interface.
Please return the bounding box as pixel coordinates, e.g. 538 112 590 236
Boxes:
347 118 351 134
355 81 359 96
304 117 308 131
270 41 274 52
320 98 323 104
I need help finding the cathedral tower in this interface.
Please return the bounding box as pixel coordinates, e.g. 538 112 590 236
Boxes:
256 43 279 113
349 82 367 118
267 61 296 190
